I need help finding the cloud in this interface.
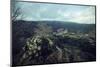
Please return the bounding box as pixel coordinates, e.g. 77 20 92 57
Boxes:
56 6 95 24
71 7 95 24
16 2 95 24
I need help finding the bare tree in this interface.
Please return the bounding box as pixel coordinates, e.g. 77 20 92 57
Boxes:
11 0 25 22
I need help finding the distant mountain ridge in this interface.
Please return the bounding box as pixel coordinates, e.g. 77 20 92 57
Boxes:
13 20 95 33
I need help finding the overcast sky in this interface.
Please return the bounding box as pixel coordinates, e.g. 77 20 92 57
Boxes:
16 2 95 24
